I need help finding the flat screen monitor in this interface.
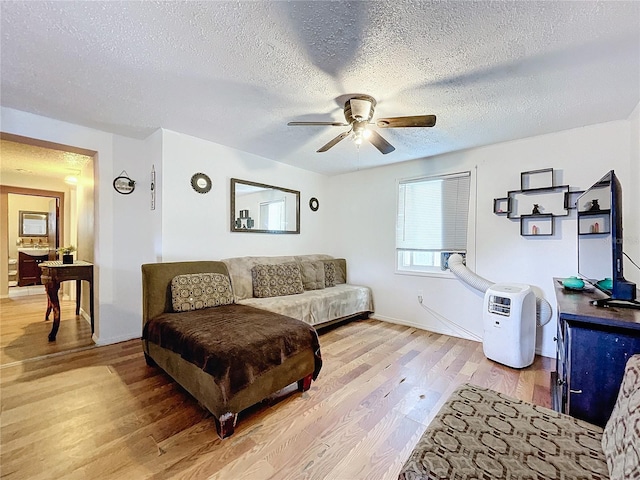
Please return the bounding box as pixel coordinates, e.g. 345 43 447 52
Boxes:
577 170 638 308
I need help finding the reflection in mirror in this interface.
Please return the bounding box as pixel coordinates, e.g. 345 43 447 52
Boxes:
231 179 300 234
19 211 49 237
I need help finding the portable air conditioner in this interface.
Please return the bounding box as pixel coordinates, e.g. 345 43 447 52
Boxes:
482 283 537 368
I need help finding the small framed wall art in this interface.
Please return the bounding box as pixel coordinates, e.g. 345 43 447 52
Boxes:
113 170 136 195
191 172 212 194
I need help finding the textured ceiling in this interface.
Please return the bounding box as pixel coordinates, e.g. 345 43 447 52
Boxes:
0 140 92 180
1 1 639 176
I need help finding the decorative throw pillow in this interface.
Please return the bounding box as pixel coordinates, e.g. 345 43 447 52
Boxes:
322 259 346 286
299 261 325 290
601 354 640 480
252 263 304 298
324 261 336 287
171 273 234 312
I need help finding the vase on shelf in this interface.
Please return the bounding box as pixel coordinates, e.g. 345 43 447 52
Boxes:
62 254 74 264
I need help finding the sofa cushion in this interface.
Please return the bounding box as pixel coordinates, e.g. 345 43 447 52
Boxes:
323 259 346 286
300 261 325 290
252 263 304 298
239 284 373 327
171 273 234 312
223 255 299 301
601 354 640 480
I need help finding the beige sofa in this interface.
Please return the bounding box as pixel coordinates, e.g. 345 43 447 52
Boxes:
399 354 640 479
222 254 374 327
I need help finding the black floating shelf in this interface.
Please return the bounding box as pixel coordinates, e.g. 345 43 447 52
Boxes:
493 197 511 215
520 213 554 236
577 209 611 217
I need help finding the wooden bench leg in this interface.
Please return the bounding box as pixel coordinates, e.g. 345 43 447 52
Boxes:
297 373 313 392
215 412 238 439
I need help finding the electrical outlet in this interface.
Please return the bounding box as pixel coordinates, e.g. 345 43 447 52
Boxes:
417 290 423 303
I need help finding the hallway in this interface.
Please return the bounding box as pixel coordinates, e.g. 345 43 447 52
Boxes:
0 293 93 366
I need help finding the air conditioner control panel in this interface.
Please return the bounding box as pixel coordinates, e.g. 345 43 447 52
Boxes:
488 295 511 316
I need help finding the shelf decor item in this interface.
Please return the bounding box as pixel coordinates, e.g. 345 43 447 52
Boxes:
56 245 76 264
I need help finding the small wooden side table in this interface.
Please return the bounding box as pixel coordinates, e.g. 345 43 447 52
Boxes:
39 261 94 342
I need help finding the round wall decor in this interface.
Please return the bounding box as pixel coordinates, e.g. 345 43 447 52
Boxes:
191 173 212 194
113 171 136 195
309 197 319 211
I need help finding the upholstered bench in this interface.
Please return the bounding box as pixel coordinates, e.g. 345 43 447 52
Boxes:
399 354 640 480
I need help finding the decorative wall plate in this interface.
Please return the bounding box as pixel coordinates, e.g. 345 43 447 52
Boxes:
309 197 319 211
113 171 136 195
191 173 212 194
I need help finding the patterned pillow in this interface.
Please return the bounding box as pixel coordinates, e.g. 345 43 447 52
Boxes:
299 261 325 290
323 261 336 287
252 263 304 298
171 273 234 312
601 354 640 480
322 259 346 287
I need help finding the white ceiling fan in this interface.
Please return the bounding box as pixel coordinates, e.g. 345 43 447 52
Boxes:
288 95 437 154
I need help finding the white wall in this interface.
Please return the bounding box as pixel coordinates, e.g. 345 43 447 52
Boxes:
106 134 158 340
326 120 635 358
159 130 329 261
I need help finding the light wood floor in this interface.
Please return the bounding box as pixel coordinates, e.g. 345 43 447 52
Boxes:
0 318 553 480
0 294 94 366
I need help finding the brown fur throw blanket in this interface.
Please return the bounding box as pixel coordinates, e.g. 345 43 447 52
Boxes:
143 304 322 402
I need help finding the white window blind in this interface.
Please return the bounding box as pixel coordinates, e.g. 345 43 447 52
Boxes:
396 171 470 271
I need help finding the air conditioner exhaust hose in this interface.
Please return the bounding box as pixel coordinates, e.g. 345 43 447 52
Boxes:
448 254 552 327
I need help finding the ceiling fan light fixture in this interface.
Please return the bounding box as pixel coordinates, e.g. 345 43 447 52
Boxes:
287 94 435 155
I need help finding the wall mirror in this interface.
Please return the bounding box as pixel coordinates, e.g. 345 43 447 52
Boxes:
19 211 49 237
230 178 300 234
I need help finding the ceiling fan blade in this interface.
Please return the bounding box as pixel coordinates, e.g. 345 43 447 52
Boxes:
317 131 350 152
368 130 395 154
288 121 349 127
376 115 437 128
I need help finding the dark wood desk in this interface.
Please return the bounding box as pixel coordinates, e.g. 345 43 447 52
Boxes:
552 278 640 426
39 261 94 342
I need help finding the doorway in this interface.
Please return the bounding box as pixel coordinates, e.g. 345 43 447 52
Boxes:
0 135 96 366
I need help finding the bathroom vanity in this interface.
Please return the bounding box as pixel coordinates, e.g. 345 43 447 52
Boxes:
18 249 50 286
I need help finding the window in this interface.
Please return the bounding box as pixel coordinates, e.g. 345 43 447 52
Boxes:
396 171 471 273
260 199 286 230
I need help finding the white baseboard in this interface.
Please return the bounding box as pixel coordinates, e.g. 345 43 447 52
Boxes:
374 314 481 343
92 332 141 346
374 315 554 359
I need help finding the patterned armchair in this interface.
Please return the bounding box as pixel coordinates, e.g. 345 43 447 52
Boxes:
399 354 640 480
